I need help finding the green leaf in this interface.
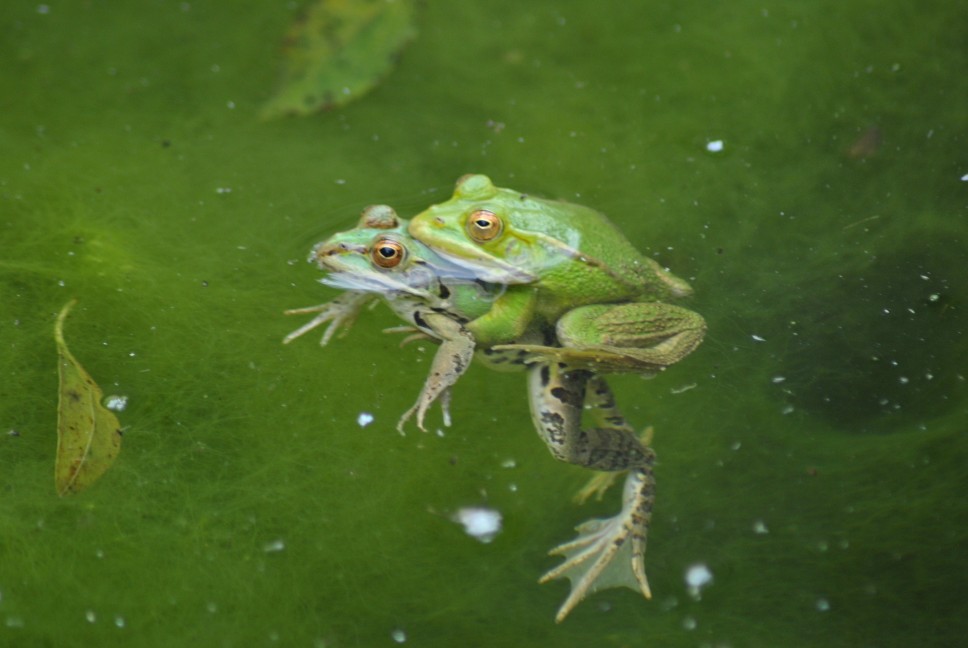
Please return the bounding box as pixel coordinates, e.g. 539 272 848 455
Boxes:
261 0 416 119
54 299 123 496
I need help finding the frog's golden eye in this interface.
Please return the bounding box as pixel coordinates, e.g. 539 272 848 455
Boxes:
466 209 502 242
372 238 406 268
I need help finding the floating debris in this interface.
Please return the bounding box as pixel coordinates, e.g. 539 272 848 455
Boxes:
54 299 123 496
453 506 503 543
684 563 713 599
261 0 417 118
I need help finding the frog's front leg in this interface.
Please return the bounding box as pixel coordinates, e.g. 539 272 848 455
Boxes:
528 363 655 623
283 291 379 345
396 310 475 433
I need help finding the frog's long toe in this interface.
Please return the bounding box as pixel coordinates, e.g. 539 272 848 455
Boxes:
540 470 653 623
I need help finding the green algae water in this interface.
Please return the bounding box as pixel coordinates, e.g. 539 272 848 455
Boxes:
2 1 966 646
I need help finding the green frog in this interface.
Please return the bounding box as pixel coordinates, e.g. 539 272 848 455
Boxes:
286 183 704 622
284 204 499 431
402 175 707 620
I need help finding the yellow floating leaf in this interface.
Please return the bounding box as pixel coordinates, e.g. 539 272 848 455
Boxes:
261 0 416 119
54 299 122 496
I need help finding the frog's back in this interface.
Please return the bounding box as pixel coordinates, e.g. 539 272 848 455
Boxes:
502 189 693 300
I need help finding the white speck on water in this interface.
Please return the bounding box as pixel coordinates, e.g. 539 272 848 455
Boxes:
215 187 232 194
682 616 697 630
453 507 503 543
816 598 830 612
660 595 680 611
226 100 235 110
356 412 374 427
730 440 742 451
685 563 713 598
670 383 697 394
37 4 50 14
391 628 407 643
5 616 24 629
85 610 97 623
500 458 517 468
753 519 769 534
335 178 346 185
772 375 786 383
781 404 795 415
751 334 766 342
898 376 909 385
263 539 285 553
114 615 126 629
104 395 128 412
706 139 724 152
508 482 518 492
960 173 968 181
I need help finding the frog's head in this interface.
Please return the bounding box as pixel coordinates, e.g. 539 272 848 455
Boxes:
408 174 542 284
311 205 477 296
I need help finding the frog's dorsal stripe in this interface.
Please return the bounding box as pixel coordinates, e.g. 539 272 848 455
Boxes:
526 230 646 291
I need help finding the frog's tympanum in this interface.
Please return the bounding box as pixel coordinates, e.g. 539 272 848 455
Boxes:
286 175 706 622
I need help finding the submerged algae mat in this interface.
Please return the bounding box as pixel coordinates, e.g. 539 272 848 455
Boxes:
1 0 967 646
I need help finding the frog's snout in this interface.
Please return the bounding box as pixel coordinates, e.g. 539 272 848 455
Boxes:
309 241 365 267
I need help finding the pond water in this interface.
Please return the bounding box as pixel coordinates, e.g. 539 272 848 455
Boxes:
1 1 965 646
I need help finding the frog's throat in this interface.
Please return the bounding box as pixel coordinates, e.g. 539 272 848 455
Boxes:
429 247 538 284
320 272 431 298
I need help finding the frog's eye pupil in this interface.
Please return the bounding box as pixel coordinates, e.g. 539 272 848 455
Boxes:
467 209 502 242
372 239 405 268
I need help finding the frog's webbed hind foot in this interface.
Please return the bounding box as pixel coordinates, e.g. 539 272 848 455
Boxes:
572 472 619 504
541 468 654 623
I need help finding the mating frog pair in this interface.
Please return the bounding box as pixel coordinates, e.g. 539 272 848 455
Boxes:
285 175 705 622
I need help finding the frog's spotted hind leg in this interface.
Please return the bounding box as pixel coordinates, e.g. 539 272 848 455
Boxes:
573 376 648 504
527 363 656 622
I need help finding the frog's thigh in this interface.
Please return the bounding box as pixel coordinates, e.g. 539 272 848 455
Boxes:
584 375 634 433
527 363 653 472
556 302 706 363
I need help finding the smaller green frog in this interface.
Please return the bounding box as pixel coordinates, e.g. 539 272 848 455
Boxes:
285 204 499 431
